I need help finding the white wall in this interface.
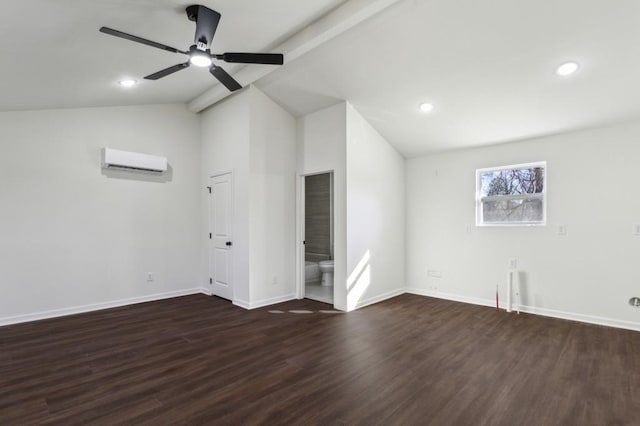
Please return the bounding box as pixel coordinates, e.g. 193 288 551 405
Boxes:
201 90 251 304
297 102 348 310
249 87 297 304
406 120 640 330
201 86 297 308
346 104 405 310
0 104 202 324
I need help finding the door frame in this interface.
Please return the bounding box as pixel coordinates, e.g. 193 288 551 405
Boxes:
296 170 335 305
208 169 234 300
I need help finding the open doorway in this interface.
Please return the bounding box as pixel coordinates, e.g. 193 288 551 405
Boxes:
303 172 334 305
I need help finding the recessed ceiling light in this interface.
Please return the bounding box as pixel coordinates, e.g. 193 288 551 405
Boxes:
118 79 137 88
419 103 434 113
555 61 579 76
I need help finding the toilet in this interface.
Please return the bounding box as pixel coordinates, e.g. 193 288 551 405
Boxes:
319 260 334 287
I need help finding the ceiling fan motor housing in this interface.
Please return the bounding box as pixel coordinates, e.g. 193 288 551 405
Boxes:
189 45 210 56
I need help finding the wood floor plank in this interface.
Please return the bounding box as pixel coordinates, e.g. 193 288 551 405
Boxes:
1 294 639 425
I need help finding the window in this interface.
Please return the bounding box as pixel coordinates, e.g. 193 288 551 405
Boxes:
476 162 546 226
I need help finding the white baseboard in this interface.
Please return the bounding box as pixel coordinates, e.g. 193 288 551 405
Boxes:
6 285 637 333
232 298 251 309
517 305 640 332
354 287 406 310
233 294 297 310
0 288 205 327
405 287 640 332
405 287 495 309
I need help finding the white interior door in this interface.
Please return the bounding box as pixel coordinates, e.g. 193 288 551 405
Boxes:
209 172 233 300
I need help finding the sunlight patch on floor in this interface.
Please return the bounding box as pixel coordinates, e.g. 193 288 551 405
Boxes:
267 310 343 315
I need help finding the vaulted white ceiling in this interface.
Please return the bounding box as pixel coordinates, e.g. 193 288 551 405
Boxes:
256 0 640 156
3 0 640 157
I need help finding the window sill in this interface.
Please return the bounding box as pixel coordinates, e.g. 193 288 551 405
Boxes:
476 222 547 228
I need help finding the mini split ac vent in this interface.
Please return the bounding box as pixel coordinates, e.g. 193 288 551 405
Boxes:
102 148 167 173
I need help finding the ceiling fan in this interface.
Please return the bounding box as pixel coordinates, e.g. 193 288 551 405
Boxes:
99 4 284 92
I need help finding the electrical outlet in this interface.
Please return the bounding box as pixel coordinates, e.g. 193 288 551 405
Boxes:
427 270 442 278
272 275 278 285
465 225 472 234
508 258 517 269
558 224 567 235
147 272 154 282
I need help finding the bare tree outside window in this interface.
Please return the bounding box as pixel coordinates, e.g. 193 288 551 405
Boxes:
476 163 546 225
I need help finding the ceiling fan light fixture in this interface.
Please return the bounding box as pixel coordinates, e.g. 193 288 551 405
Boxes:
189 50 212 68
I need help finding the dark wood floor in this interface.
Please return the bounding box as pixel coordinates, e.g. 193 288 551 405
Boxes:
1 294 639 425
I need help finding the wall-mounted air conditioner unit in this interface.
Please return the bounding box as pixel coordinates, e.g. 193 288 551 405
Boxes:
102 148 167 173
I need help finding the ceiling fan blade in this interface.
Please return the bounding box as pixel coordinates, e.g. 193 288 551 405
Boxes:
215 53 284 65
144 63 190 80
187 5 221 50
100 27 187 55
210 65 242 92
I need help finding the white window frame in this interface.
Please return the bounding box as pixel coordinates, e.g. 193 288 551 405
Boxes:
475 161 547 227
